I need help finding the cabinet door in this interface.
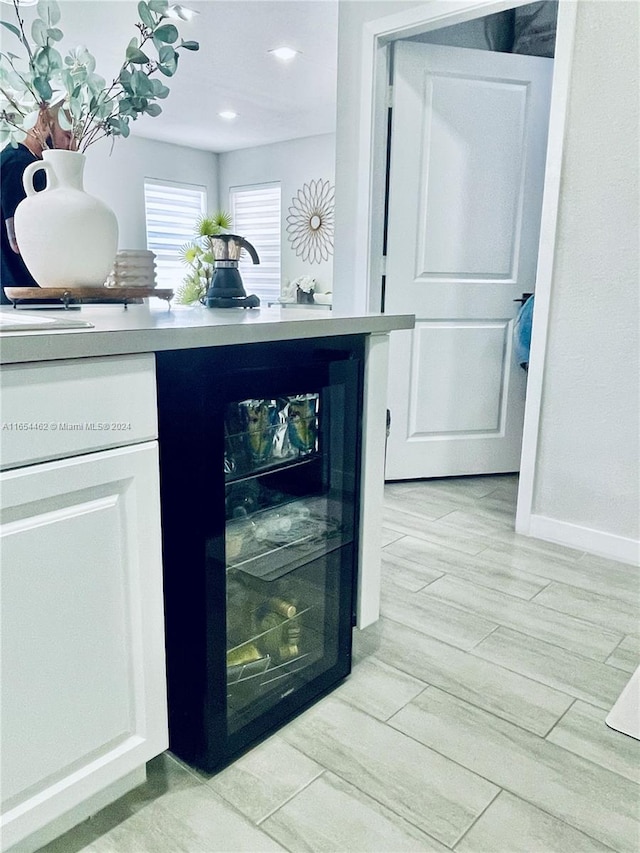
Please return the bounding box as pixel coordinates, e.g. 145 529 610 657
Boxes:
0 443 167 851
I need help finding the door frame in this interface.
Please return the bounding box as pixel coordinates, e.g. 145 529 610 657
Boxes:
353 0 578 533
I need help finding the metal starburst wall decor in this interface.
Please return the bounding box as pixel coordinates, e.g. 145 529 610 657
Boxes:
286 179 335 264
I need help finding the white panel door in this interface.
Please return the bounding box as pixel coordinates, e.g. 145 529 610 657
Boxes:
0 443 167 851
385 42 552 480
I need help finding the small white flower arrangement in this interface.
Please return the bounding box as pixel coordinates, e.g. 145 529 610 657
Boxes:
293 275 316 304
294 275 316 294
280 275 317 304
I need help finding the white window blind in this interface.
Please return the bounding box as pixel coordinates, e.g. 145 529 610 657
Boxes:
144 179 206 289
230 183 281 304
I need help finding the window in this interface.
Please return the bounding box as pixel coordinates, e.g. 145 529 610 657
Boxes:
144 179 206 289
229 183 281 304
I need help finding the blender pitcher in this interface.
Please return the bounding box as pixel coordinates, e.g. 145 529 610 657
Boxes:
204 234 261 309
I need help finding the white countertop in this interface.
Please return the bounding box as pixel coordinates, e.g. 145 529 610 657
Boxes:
0 302 414 365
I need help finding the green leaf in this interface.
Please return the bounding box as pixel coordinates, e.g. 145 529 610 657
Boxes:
148 0 169 12
126 45 150 65
125 95 146 113
33 45 62 75
49 47 63 71
118 98 135 117
157 45 178 76
119 69 133 93
144 103 162 116
137 1 155 29
69 94 83 119
47 27 63 42
0 21 21 40
88 73 106 94
153 24 179 43
151 78 170 98
180 40 199 51
37 0 61 26
50 0 61 25
131 70 154 96
31 18 49 47
33 75 52 101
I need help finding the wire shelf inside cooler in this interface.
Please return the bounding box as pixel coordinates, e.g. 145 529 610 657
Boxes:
223 495 348 580
226 599 325 718
224 393 320 482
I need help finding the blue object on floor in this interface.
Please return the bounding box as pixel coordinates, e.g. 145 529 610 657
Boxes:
514 294 534 370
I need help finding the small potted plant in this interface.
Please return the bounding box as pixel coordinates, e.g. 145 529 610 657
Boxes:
177 211 233 305
293 275 316 304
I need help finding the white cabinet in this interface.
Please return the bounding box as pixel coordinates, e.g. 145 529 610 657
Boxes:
0 356 167 853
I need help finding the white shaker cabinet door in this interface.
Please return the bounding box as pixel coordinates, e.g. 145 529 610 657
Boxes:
0 442 168 852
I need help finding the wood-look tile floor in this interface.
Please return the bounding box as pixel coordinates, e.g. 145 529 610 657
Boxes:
40 475 640 853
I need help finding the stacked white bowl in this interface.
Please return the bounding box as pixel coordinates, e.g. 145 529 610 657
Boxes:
105 250 157 288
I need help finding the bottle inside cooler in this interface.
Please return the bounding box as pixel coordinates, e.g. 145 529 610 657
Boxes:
223 390 347 732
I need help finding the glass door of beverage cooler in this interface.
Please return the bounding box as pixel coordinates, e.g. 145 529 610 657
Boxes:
156 339 363 773
222 386 353 736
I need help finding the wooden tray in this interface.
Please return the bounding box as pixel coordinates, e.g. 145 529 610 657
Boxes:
5 286 174 309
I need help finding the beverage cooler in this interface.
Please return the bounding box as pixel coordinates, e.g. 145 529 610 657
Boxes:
155 337 364 773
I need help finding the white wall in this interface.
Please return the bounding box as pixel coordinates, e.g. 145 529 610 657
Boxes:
333 0 425 314
83 136 218 251
218 134 336 296
531 1 639 552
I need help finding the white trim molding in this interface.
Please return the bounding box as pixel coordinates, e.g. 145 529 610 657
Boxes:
516 0 579 535
528 515 640 567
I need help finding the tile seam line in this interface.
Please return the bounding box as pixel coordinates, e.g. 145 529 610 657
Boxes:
383 706 633 853
520 592 640 635
380 604 617 672
451 790 620 853
451 785 504 850
161 751 291 836
255 767 326 826
471 623 629 672
413 588 624 660
284 749 470 853
382 543 576 593
372 659 573 738
378 614 584 709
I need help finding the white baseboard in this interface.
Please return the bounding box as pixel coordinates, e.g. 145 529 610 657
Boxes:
4 767 146 853
528 514 640 566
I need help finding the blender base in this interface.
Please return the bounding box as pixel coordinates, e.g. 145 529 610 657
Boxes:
204 294 261 309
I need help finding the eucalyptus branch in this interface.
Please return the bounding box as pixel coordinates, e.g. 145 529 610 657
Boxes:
1 0 198 149
80 127 109 152
0 108 26 133
0 86 27 115
78 121 106 151
3 52 42 105
11 0 34 63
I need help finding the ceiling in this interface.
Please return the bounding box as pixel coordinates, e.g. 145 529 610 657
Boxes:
1 0 339 153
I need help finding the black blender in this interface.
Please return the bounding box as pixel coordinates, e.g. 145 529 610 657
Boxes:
204 234 261 308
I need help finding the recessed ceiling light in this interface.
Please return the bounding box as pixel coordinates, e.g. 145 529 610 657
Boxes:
269 47 300 63
219 111 238 120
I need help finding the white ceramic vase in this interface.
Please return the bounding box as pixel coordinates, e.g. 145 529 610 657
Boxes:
14 149 118 288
